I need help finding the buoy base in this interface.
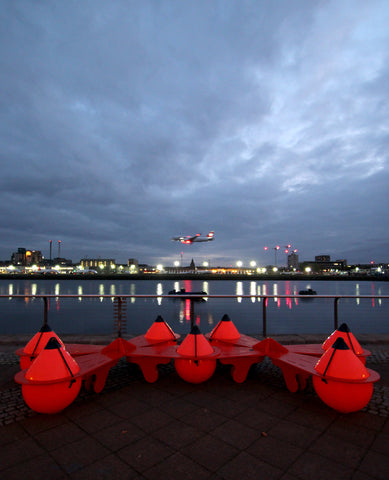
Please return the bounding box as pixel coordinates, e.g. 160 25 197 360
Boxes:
175 358 216 383
21 378 82 414
313 376 374 413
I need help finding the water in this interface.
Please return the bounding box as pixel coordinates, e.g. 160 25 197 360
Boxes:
0 279 388 336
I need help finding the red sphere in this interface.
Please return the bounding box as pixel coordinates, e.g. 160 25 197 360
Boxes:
313 376 373 413
22 379 82 414
175 358 216 384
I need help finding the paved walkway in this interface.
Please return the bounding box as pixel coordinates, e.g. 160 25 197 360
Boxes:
1 336 389 479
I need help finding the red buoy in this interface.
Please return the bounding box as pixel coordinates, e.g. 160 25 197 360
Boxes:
175 326 217 383
209 314 240 342
20 324 64 369
322 323 364 357
18 337 81 414
313 337 376 413
145 315 179 342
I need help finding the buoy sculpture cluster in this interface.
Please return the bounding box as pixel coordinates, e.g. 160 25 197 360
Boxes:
15 315 380 414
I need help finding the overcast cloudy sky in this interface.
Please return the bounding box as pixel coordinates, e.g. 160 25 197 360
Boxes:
1 0 388 267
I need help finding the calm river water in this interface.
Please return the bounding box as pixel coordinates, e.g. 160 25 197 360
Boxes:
0 279 388 336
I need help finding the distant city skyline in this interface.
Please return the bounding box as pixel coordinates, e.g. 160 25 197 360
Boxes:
1 243 387 268
1 1 388 266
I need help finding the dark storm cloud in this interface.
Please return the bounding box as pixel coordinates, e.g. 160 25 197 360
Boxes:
0 0 388 265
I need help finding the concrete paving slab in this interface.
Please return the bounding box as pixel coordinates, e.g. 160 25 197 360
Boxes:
1 337 389 479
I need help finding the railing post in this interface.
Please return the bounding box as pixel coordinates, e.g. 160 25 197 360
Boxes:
334 297 340 330
262 296 268 337
43 296 48 327
113 296 124 337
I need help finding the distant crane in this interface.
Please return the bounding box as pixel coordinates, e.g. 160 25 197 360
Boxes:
264 245 280 266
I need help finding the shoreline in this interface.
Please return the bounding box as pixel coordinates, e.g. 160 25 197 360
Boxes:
1 273 388 281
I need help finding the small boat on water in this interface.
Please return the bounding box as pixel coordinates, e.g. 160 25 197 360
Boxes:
168 288 207 296
299 288 317 295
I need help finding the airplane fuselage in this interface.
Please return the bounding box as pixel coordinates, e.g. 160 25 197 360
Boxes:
172 231 214 244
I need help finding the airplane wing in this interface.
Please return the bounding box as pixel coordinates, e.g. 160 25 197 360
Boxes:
188 233 201 241
192 231 214 242
172 234 197 243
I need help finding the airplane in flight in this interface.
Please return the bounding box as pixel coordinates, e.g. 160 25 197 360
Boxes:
171 231 215 244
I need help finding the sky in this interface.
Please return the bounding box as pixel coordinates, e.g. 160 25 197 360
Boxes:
1 0 388 268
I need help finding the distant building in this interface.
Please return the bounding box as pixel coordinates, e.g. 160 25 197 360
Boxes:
139 264 156 273
315 255 331 262
52 257 73 266
287 252 299 270
300 255 347 273
80 258 116 270
128 258 139 273
11 248 42 266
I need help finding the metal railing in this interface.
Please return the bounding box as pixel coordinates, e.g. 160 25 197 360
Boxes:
1 294 388 337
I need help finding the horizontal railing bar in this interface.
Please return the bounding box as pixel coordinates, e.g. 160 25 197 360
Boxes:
1 294 389 299
1 294 388 337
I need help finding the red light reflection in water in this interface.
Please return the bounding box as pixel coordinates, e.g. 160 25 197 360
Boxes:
185 299 191 321
285 282 292 309
183 299 199 324
371 284 375 308
284 282 298 309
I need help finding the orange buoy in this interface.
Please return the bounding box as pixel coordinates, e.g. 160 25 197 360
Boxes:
322 323 364 357
18 337 81 414
175 326 217 383
209 314 240 342
313 337 376 413
144 315 179 342
20 324 64 369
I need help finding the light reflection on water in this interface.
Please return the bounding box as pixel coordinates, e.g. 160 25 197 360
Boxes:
0 279 388 335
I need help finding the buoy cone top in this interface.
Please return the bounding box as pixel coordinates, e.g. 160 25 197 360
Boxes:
25 337 80 382
45 337 63 349
145 315 177 341
22 324 64 356
177 326 214 357
209 314 240 341
40 324 52 332
315 337 370 381
338 323 350 332
322 323 364 355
